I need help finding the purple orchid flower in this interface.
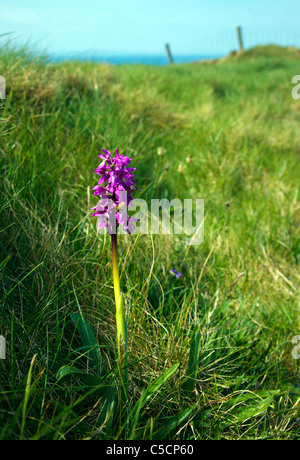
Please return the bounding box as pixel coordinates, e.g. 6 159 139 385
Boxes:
91 148 138 234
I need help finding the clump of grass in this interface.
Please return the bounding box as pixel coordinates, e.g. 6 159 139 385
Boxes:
0 43 299 440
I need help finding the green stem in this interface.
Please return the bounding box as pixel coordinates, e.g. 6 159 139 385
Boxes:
111 233 128 401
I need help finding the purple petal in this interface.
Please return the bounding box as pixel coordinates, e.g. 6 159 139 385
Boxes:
170 269 182 279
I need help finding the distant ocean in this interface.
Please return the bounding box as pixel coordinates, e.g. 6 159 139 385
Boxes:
48 53 223 66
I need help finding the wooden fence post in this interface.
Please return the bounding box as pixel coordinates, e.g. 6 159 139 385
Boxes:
237 26 244 51
165 43 174 64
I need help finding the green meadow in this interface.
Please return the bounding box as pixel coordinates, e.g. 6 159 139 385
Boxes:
0 44 299 440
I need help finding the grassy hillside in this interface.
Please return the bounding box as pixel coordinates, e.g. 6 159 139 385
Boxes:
0 44 299 440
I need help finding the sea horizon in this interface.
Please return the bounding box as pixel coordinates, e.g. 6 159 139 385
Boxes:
47 52 224 66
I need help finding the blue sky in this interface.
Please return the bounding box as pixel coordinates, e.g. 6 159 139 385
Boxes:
1 0 300 55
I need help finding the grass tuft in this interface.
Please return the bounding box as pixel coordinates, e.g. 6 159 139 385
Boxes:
0 43 299 440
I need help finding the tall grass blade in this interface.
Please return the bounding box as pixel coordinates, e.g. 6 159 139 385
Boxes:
128 363 179 439
70 313 102 374
99 381 116 434
56 364 108 395
153 405 197 439
21 354 37 439
184 326 201 394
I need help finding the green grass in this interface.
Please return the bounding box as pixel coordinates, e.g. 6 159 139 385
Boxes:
0 44 299 440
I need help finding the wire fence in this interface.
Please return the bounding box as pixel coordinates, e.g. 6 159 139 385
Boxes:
174 26 300 61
